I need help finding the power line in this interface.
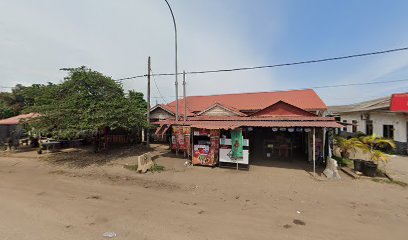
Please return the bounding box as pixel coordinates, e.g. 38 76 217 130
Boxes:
149 77 408 99
114 46 408 81
309 78 408 89
150 68 168 104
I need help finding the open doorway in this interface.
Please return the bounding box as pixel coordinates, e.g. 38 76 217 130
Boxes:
249 127 308 164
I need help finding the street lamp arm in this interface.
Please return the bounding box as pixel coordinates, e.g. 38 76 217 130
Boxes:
164 0 178 36
164 0 179 121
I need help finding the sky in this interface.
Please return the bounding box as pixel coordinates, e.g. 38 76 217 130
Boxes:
1 0 408 106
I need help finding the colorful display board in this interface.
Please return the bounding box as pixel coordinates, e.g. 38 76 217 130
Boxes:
230 128 243 160
192 129 220 166
219 128 249 165
171 126 191 154
183 127 191 157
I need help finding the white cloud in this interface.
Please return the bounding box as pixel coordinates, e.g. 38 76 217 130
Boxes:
0 0 279 102
1 0 407 107
316 51 408 106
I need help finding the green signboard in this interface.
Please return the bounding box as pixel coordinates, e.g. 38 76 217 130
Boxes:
231 128 243 160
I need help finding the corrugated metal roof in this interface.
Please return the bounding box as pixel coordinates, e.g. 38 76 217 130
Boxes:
155 119 342 129
189 121 342 129
328 96 391 113
186 116 335 121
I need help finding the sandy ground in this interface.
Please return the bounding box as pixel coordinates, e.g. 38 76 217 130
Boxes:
385 155 408 183
1 145 408 240
341 146 408 182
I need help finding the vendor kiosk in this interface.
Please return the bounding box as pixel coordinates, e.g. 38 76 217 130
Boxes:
171 126 191 158
191 129 220 166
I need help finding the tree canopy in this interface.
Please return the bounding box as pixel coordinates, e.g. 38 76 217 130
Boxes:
0 99 14 119
0 84 27 117
11 67 148 139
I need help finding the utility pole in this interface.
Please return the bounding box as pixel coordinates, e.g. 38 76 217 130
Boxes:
146 56 151 148
183 70 186 122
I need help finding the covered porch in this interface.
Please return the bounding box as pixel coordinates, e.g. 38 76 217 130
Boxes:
157 118 340 171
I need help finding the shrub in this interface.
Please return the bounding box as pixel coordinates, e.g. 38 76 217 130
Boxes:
358 134 396 163
150 164 165 172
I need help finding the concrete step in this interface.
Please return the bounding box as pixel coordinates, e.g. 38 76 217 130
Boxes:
340 167 360 179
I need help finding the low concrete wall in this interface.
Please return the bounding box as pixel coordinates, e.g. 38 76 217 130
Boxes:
395 141 407 155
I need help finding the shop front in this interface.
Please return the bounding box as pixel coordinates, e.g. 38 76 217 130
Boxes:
249 127 319 162
170 126 250 168
191 128 220 167
161 117 341 172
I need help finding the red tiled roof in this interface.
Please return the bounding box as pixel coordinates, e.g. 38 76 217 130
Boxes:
158 104 195 117
0 113 40 125
249 101 317 117
197 102 247 116
166 89 327 113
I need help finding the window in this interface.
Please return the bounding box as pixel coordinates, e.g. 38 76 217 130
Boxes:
352 120 358 133
383 125 394 139
366 120 373 135
342 120 347 132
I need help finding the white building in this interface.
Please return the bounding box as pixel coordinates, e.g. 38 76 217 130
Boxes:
328 95 408 155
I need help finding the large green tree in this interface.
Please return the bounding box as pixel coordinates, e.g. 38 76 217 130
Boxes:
0 84 27 118
128 90 147 111
0 100 14 119
0 83 57 118
26 67 147 139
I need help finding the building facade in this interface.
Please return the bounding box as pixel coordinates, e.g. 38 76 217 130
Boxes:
150 89 341 168
329 94 408 154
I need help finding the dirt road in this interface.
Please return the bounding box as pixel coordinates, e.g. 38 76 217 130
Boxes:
1 154 407 240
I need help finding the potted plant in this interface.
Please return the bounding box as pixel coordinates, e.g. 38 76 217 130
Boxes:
334 136 363 171
356 134 396 177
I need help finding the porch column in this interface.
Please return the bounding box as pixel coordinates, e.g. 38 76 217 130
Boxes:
312 127 316 177
327 129 332 158
322 127 326 160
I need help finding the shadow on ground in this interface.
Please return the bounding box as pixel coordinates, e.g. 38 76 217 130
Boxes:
45 144 152 168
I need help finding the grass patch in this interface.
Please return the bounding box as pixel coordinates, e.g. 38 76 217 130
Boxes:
371 178 408 187
124 163 165 173
123 164 138 171
150 164 165 173
333 156 353 167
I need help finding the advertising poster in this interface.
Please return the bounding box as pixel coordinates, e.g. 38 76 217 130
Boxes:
171 126 179 150
193 129 210 136
183 127 191 156
193 144 212 165
209 129 220 163
231 128 243 160
177 130 185 150
172 126 191 152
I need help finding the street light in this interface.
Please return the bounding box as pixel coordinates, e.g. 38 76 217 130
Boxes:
164 0 179 121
